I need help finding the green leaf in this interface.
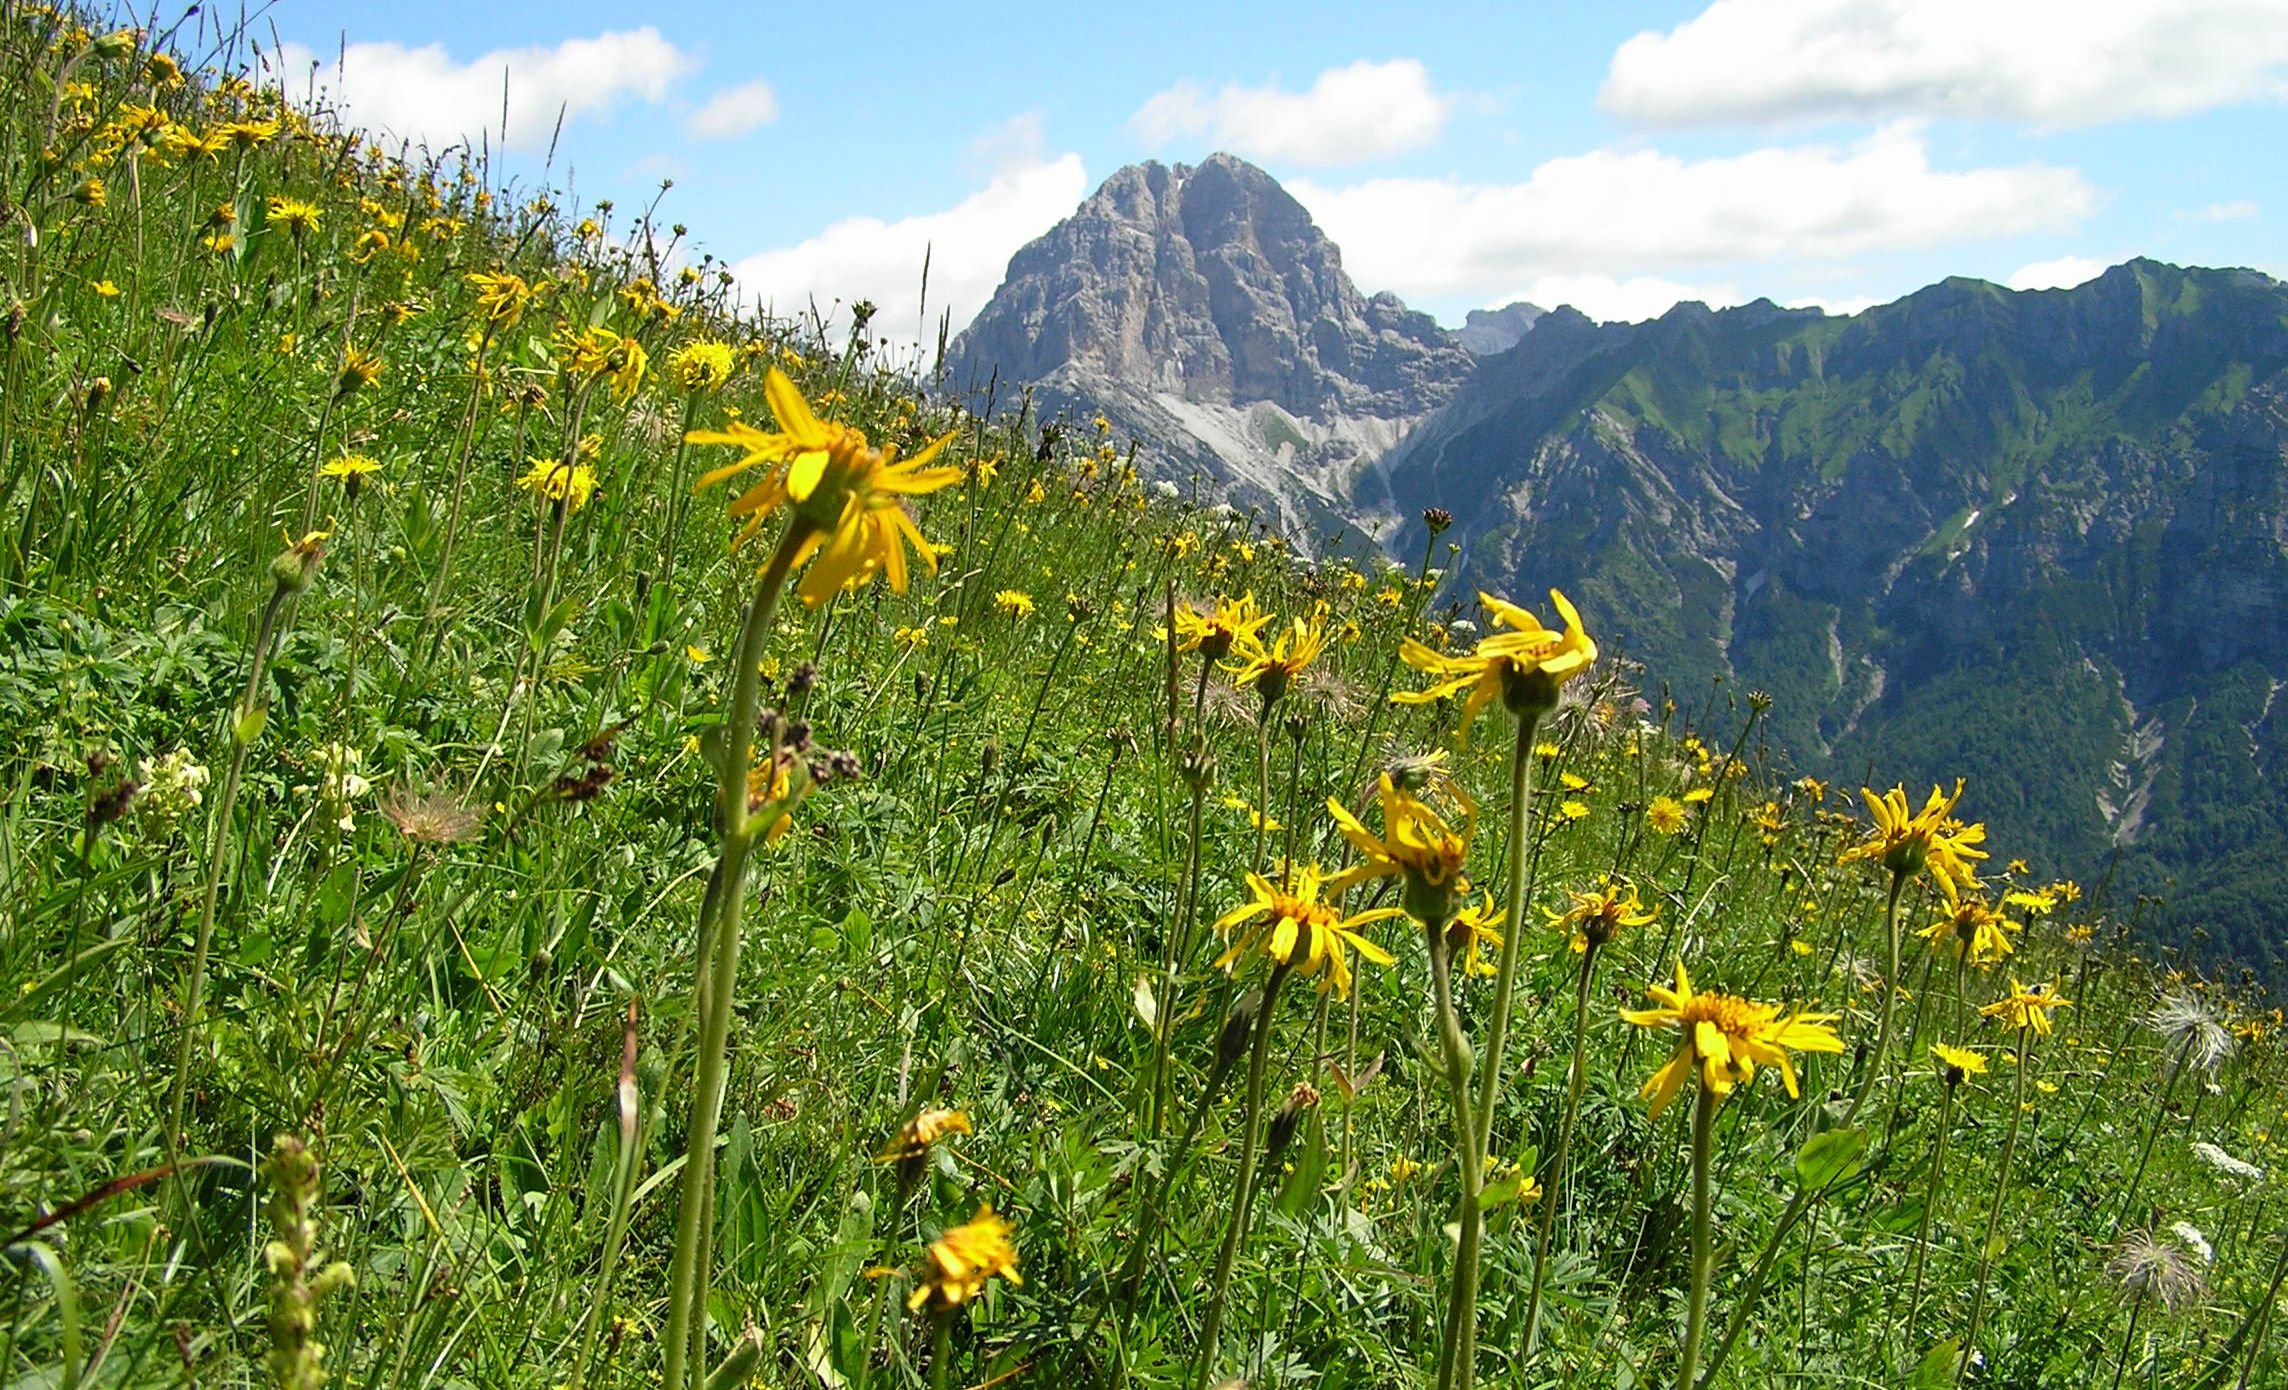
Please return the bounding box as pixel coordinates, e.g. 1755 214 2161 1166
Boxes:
1794 1126 1867 1191
1908 1338 1962 1388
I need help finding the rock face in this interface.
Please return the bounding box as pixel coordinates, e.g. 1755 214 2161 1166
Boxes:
1456 301 1545 355
945 154 1472 540
1375 261 2288 966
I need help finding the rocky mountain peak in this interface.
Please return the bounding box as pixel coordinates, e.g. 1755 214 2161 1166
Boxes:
944 154 1472 539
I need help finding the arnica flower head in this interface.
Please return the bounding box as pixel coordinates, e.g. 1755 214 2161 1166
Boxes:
265 195 321 236
318 454 382 500
1445 887 1504 979
1224 603 1328 706
688 367 962 606
1546 875 1658 953
877 1108 971 1184
1393 588 1596 735
1174 592 1272 661
994 589 1035 619
1979 976 2071 1036
1839 780 1988 904
1212 864 1401 999
335 345 383 398
667 338 735 393
1622 959 1844 1119
908 1205 1021 1316
1327 774 1477 924
1918 895 2020 968
465 271 532 329
1930 1042 1988 1086
555 324 647 402
515 458 598 513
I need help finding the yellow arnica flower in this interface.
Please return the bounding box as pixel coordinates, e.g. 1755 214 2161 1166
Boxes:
1446 888 1505 979
688 367 962 606
216 118 279 151
556 325 647 402
1224 604 1327 703
266 195 321 235
1646 795 1687 834
994 589 1035 618
1174 592 1272 661
1212 864 1402 999
908 1205 1021 1315
1327 774 1476 922
1622 959 1844 1119
1980 977 2071 1036
1930 1042 1988 1084
465 271 533 329
1918 895 2020 967
667 339 736 393
318 454 382 487
877 1107 971 1165
1547 876 1658 953
1839 781 1988 904
1394 588 1596 734
515 458 598 513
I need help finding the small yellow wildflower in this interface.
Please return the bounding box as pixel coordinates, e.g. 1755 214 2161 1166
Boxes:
995 589 1035 619
908 1206 1020 1315
1622 960 1844 1118
515 458 598 512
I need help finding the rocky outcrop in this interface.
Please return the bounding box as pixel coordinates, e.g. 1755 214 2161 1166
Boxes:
945 154 1472 539
1456 301 1545 355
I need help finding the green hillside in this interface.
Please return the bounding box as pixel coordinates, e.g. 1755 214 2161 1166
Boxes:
3 12 2287 1390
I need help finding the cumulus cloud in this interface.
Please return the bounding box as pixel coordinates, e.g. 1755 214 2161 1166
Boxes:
1293 124 2097 306
2007 256 2108 291
1130 59 1452 166
1602 0 2288 129
687 78 778 140
1500 274 1747 324
728 123 1087 342
274 28 693 152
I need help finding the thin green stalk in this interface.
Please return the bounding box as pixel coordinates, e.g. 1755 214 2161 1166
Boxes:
1252 703 1272 880
1427 916 1483 1390
1522 937 1598 1356
1191 964 1288 1390
2116 1033 2195 1230
929 1317 951 1390
2108 1294 2147 1390
1957 1027 2033 1386
661 523 808 1390
1904 1077 1957 1355
165 577 292 1161
1680 1084 1718 1390
1473 710 1540 1164
1845 869 1910 1125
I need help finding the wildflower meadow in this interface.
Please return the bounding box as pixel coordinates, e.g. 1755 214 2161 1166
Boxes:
1 9 2284 1390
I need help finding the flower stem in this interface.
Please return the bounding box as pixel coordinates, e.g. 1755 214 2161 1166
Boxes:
1191 964 1288 1390
166 579 291 1163
1957 1026 2032 1386
1903 1079 1955 1356
1845 869 1910 1125
1426 917 1483 1390
1522 937 1597 1357
661 523 808 1390
1473 710 1541 1154
1679 1084 1718 1390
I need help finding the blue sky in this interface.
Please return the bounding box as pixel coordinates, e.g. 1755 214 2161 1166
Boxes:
233 0 2288 336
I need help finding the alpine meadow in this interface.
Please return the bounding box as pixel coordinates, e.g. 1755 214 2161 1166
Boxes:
7 8 2288 1390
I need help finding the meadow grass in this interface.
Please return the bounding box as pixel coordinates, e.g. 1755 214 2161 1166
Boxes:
1 8 2285 1389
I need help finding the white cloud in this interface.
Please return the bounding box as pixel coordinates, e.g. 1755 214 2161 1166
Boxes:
687 78 778 140
1603 0 2288 129
1130 59 1452 166
728 135 1088 343
1293 125 2096 306
273 28 693 153
1498 274 1746 324
2195 199 2261 222
2007 256 2108 291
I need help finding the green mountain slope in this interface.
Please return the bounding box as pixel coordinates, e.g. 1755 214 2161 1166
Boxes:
1374 259 2288 965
